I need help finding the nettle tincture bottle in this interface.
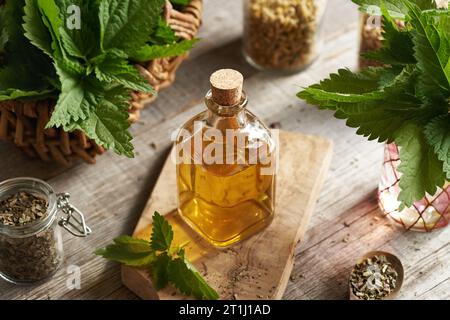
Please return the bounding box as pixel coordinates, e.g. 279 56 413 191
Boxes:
175 69 277 247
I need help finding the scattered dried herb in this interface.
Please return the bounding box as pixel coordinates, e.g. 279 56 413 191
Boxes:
244 0 326 70
0 192 62 282
350 255 398 300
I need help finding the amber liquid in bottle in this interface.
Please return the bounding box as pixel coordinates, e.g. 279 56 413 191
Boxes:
176 69 276 247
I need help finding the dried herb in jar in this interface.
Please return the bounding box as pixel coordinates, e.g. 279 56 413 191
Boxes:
350 255 398 300
244 0 326 70
0 192 61 283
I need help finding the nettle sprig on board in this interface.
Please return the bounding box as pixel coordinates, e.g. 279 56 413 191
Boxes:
298 0 450 207
96 212 219 300
0 0 197 157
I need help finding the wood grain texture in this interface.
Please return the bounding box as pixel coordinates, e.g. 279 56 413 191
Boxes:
0 0 448 300
122 131 333 300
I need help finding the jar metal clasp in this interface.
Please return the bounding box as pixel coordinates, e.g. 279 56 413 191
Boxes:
56 193 92 237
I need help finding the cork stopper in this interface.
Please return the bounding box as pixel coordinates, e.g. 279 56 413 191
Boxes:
210 69 244 106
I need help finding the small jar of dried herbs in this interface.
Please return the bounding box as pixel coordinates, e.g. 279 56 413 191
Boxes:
243 0 328 73
0 178 91 284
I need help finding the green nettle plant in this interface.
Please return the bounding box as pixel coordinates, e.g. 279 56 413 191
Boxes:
0 0 197 157
298 0 450 208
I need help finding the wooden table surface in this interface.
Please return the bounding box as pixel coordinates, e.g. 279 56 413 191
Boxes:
0 0 448 300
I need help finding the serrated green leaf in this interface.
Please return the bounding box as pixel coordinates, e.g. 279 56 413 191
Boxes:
96 211 219 299
167 256 219 300
0 88 54 102
23 0 53 57
36 0 63 56
363 4 416 66
65 86 135 157
149 17 178 45
300 1 450 208
425 114 450 179
35 0 85 75
406 3 450 101
47 66 99 127
0 0 55 92
95 236 155 267
395 122 446 207
150 253 170 290
297 68 387 109
151 212 174 251
56 0 100 60
99 0 165 54
95 51 154 93
299 65 426 143
130 39 198 62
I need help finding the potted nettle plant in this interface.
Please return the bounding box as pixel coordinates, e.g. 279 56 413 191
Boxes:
0 0 202 165
299 0 450 231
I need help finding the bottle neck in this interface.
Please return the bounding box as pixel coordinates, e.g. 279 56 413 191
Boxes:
205 90 248 129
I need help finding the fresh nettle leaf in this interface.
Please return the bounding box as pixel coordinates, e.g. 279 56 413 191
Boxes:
130 39 198 62
23 0 53 57
425 114 450 179
0 0 198 157
363 5 416 66
395 123 446 206
0 88 54 102
95 236 156 267
96 212 219 300
66 85 135 157
298 68 387 107
36 0 63 57
298 67 423 143
150 252 170 290
47 66 100 127
406 2 450 101
299 1 450 207
151 211 174 251
94 51 154 93
56 0 100 60
168 251 220 300
149 17 179 45
0 0 55 94
99 0 165 54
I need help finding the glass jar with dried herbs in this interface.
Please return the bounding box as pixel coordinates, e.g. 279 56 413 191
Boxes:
0 178 91 284
243 0 328 73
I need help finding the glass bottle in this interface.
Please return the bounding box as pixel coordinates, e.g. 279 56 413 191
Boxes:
243 0 327 73
0 178 91 283
378 144 450 232
174 69 277 247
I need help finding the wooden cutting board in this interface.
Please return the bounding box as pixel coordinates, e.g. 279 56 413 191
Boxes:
122 130 333 300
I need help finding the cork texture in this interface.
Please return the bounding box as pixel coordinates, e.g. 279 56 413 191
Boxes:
210 69 244 106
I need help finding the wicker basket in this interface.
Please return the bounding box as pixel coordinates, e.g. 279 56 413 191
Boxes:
0 0 202 166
